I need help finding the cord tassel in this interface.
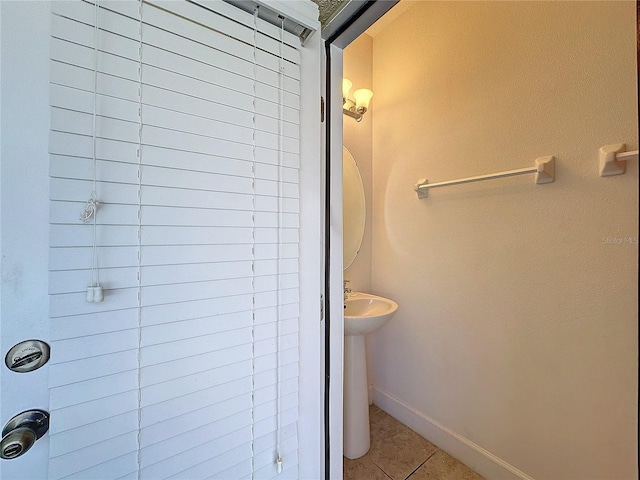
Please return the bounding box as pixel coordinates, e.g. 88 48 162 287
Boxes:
79 193 99 223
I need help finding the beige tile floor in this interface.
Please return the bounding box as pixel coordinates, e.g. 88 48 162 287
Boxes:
344 405 486 480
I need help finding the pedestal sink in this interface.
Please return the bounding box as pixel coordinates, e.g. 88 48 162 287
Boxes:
343 292 398 459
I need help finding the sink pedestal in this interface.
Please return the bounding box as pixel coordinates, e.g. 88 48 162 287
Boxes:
342 292 398 460
343 334 370 459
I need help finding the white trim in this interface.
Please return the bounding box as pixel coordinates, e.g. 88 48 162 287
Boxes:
328 42 345 480
297 25 323 480
372 386 535 480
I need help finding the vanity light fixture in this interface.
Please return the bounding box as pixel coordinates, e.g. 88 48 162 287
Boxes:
342 78 373 122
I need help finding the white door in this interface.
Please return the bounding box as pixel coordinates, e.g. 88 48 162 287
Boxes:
1 1 322 478
1 1 52 478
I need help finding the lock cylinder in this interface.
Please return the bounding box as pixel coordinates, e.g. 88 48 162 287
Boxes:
1 427 37 459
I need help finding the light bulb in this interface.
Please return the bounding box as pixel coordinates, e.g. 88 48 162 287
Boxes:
353 88 373 113
342 78 352 105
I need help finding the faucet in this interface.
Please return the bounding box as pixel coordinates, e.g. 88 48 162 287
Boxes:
343 279 352 306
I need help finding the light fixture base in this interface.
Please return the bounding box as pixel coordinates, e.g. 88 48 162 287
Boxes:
343 107 363 122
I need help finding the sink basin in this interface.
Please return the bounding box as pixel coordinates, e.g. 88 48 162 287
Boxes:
344 292 398 336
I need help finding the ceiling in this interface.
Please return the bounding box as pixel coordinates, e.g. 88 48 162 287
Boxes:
310 0 413 37
310 0 350 28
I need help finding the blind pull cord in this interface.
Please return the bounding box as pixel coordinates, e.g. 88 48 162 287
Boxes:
81 0 103 303
250 6 259 477
274 14 286 475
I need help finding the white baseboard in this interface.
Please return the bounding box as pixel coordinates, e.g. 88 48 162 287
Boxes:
372 386 534 480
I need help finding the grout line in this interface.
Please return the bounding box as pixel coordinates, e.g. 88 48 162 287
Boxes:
403 450 439 480
376 463 394 480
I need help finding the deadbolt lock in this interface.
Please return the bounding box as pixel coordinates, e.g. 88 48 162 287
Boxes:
5 340 50 373
1 410 50 460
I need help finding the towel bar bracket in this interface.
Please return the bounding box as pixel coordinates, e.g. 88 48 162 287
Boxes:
415 179 429 199
534 156 555 184
599 143 638 177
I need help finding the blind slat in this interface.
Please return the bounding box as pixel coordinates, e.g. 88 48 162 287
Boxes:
52 108 140 142
140 145 253 176
50 201 140 226
142 165 253 194
139 394 251 447
140 185 253 210
141 244 252 266
49 267 139 295
49 329 139 364
52 14 140 61
51 61 140 101
50 246 140 271
50 177 139 203
50 371 138 410
140 206 253 227
141 360 253 408
141 435 252 480
49 309 138 341
141 344 252 387
49 350 139 388
139 377 252 428
62 452 139 480
141 310 252 345
49 288 139 318
141 261 253 285
139 410 253 468
140 294 253 326
48 432 138 479
50 131 140 164
52 0 140 40
50 224 139 248
49 390 139 435
142 125 252 160
141 330 254 366
50 156 141 185
49 410 139 458
140 278 253 306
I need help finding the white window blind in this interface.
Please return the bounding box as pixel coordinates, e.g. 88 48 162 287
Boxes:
48 0 303 478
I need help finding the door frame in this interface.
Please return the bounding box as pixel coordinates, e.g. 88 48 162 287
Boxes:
321 2 399 478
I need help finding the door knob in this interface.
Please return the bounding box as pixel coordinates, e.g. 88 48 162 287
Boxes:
1 410 49 460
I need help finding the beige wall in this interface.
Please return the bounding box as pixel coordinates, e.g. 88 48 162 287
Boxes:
344 34 373 293
350 1 638 478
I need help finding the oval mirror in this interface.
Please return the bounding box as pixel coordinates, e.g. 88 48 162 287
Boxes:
343 146 366 270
